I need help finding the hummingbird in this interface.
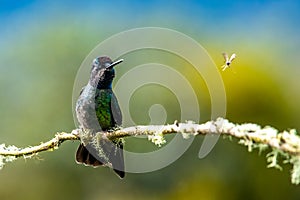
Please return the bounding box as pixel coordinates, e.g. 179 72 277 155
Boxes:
75 56 125 178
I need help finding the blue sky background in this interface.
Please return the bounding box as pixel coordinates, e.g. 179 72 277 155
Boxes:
1 0 300 70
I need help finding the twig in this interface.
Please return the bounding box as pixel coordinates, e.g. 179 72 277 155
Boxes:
1 118 300 184
107 119 300 155
0 132 79 157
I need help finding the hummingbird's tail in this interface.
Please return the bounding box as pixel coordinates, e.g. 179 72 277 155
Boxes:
75 140 125 178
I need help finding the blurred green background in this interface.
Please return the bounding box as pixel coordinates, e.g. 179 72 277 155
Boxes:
1 0 300 199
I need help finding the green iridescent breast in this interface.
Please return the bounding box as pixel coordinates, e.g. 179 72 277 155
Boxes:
94 89 114 131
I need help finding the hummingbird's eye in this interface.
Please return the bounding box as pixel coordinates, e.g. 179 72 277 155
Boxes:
93 59 99 65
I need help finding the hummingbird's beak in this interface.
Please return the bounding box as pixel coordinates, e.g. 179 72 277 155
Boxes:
107 59 124 70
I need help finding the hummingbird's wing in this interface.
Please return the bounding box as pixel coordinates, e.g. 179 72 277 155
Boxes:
101 139 125 178
109 92 124 177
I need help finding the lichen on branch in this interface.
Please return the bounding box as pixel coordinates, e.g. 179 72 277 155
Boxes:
1 118 300 184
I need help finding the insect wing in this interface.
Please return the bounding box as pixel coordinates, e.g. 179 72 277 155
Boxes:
229 53 236 62
222 53 229 62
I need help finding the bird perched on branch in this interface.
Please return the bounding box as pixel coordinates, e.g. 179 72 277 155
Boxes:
75 56 125 178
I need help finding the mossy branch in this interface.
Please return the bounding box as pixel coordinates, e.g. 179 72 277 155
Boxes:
1 118 300 184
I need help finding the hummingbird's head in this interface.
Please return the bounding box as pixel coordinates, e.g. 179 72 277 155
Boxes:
89 56 123 89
